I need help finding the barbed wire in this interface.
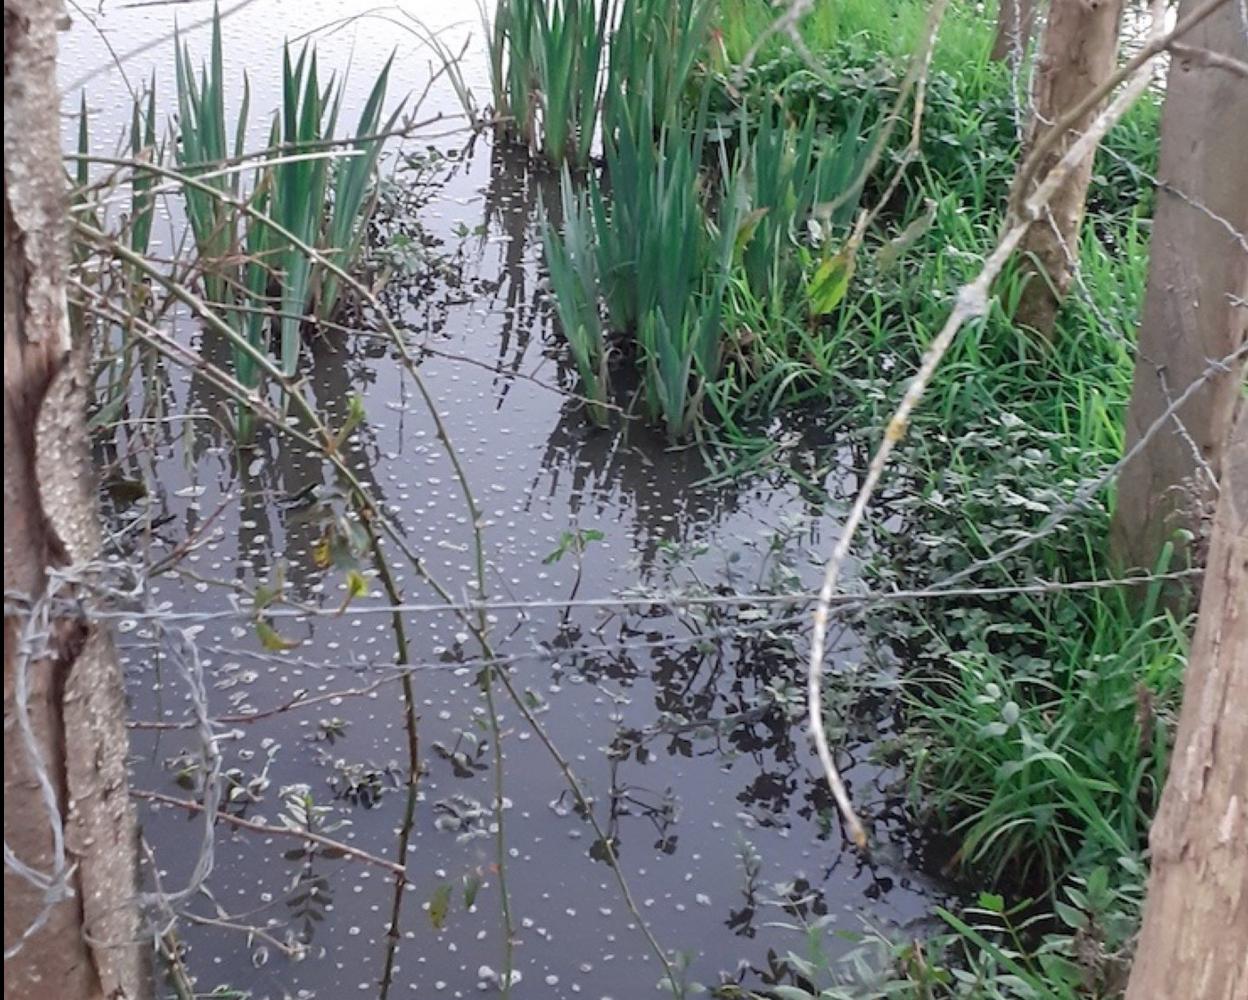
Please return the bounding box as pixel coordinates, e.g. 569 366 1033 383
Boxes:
87 566 1205 626
4 572 77 961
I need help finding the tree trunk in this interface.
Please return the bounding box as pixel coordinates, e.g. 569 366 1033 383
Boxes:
1110 0 1248 574
3 1 148 997
990 0 1036 63
1011 0 1124 336
1125 403 1247 998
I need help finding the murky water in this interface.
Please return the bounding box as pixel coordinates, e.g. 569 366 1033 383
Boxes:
65 3 956 996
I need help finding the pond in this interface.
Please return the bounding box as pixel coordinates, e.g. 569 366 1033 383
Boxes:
64 3 960 996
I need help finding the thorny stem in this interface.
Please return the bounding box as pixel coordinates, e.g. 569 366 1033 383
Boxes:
132 790 406 876
366 528 423 1000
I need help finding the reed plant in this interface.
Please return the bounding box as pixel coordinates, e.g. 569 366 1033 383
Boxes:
485 0 712 167
174 12 247 319
170 6 396 433
541 169 608 421
488 0 603 165
532 0 606 165
129 78 159 256
545 94 749 438
601 0 713 145
73 84 161 430
737 100 873 302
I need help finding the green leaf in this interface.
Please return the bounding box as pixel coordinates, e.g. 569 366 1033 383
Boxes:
768 987 817 1000
336 568 369 615
1085 865 1110 901
345 569 368 599
254 563 287 611
977 891 1005 913
1055 900 1088 930
332 395 367 451
428 881 453 930
462 872 482 909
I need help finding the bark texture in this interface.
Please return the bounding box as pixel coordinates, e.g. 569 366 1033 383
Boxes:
4 1 148 997
1125 404 1247 999
990 0 1036 62
1011 0 1124 336
1111 0 1248 574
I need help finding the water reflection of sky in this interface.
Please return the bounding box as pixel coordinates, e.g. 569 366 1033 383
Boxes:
68 3 957 996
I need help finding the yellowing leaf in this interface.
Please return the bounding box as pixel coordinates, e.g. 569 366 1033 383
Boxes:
336 569 369 615
428 881 453 930
874 197 936 274
256 619 300 651
311 531 332 569
733 207 769 261
807 247 856 316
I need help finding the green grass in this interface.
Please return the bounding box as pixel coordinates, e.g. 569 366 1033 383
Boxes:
715 0 994 75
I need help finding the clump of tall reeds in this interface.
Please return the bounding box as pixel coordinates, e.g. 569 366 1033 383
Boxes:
485 0 606 166
543 93 751 439
169 7 399 438
484 0 714 167
542 85 875 439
